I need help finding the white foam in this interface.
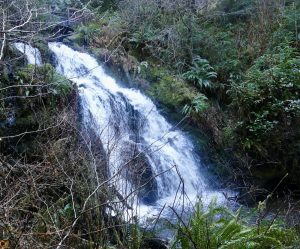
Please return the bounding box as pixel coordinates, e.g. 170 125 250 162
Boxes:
14 42 42 66
49 42 228 219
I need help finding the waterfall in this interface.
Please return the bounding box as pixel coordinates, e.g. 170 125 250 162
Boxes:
14 43 42 66
45 42 224 217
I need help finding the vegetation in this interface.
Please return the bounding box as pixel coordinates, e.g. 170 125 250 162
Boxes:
1 0 300 248
72 0 300 195
228 44 300 179
173 200 299 249
0 39 139 249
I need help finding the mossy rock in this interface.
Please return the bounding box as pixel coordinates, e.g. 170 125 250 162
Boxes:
146 67 198 111
32 37 51 63
1 64 73 155
16 63 72 97
64 34 84 49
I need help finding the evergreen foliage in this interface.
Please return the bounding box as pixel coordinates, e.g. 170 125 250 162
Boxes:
173 200 299 249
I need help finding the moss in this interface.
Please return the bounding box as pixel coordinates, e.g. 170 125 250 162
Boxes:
65 33 85 48
1 64 73 156
17 63 72 97
145 66 198 111
32 37 52 63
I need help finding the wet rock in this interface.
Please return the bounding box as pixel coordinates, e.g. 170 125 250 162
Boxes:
142 237 169 249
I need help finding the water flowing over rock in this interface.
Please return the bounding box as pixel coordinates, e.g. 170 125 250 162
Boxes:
48 42 224 217
14 43 43 66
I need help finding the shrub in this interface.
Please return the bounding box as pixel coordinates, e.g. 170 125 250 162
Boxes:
228 43 300 164
183 56 217 90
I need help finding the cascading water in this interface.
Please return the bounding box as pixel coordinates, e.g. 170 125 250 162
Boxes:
45 42 224 217
13 41 226 218
14 43 42 66
14 41 226 218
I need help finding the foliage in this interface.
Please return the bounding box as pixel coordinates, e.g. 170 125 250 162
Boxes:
228 44 300 159
16 64 72 97
173 200 299 249
90 0 117 12
0 62 132 249
1 62 72 138
76 22 101 45
41 0 85 9
183 56 217 89
129 24 162 48
182 94 209 115
127 222 143 249
216 0 256 21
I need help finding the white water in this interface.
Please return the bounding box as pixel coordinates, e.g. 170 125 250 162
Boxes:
14 43 42 66
47 43 225 217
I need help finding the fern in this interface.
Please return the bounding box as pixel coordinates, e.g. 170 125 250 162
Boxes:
173 200 299 249
182 93 209 115
183 56 217 89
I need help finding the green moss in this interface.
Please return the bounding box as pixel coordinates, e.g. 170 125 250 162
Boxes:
17 63 72 97
145 66 198 111
1 64 73 155
32 37 51 62
66 33 85 47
